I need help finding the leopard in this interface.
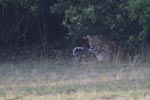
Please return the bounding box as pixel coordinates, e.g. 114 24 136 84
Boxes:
87 34 139 62
87 35 118 61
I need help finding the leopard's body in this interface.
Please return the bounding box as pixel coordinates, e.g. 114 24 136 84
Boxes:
87 35 118 61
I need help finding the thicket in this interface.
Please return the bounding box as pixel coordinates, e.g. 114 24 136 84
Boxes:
0 0 150 52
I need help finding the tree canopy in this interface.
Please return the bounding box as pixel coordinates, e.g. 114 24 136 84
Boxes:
50 0 150 47
0 0 150 51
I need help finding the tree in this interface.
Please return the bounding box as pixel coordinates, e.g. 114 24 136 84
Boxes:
50 0 150 49
127 0 150 45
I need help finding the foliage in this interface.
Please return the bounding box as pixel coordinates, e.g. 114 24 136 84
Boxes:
127 0 150 44
0 0 149 51
0 0 41 14
50 0 150 48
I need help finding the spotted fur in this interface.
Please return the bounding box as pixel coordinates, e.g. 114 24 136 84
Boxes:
73 46 104 62
87 35 118 61
72 47 90 61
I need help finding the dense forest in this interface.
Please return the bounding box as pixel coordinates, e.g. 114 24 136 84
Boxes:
0 0 150 55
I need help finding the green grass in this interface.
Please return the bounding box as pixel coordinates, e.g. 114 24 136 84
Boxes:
0 56 150 100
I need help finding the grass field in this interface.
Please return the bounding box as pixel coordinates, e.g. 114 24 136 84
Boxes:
0 55 150 100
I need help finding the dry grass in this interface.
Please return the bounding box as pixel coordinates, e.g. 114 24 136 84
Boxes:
0 52 150 100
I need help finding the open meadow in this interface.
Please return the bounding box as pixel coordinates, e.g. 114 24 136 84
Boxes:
0 53 150 100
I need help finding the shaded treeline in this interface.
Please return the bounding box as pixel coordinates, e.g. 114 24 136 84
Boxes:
0 0 150 56
0 0 68 52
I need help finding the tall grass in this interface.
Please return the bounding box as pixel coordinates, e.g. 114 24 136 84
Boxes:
0 49 150 100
